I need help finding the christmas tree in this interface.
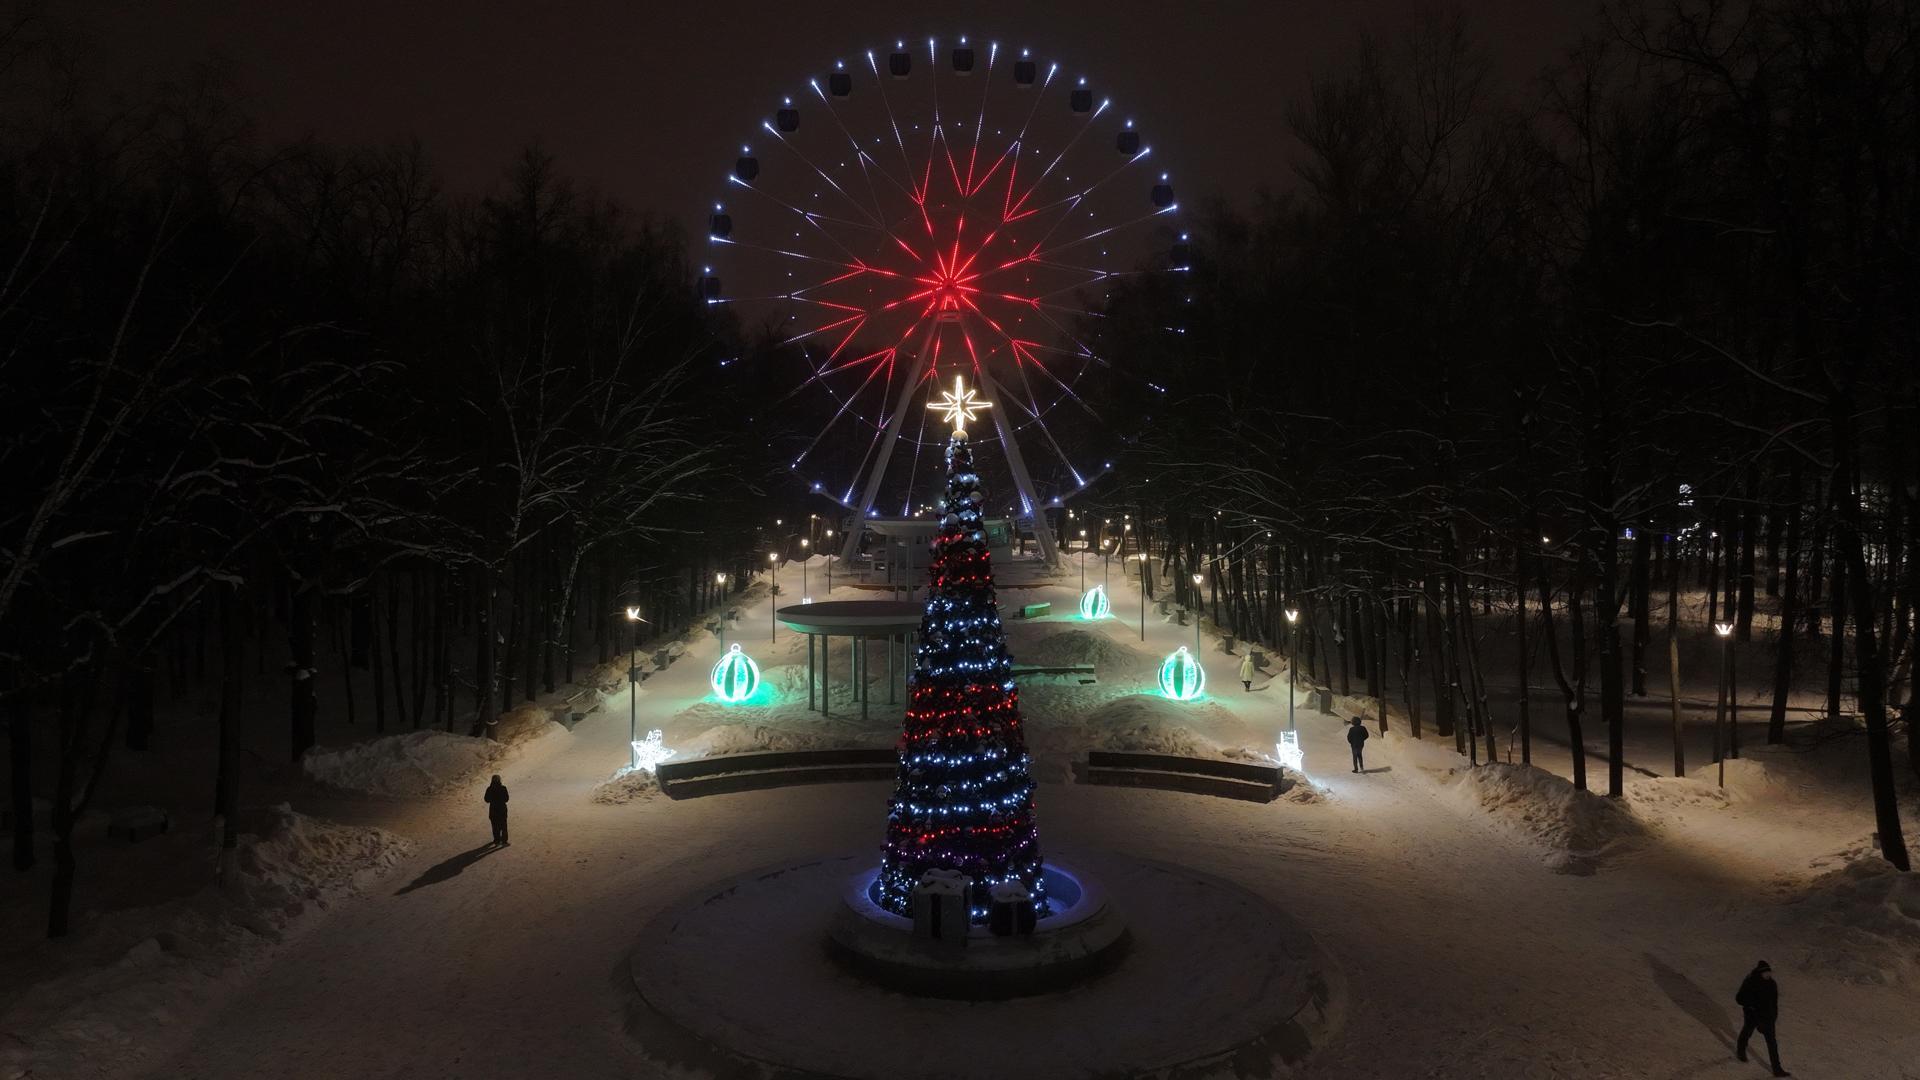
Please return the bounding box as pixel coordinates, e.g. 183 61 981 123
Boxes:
877 380 1044 919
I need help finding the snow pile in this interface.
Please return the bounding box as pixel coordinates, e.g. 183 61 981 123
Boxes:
591 766 661 805
1072 694 1226 757
680 720 874 756
1780 840 1920 985
303 730 507 797
1020 629 1149 672
1448 763 1648 874
0 806 409 1079
231 803 414 918
494 702 571 745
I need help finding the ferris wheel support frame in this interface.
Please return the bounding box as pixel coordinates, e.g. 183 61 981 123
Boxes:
835 315 1062 570
975 362 1061 567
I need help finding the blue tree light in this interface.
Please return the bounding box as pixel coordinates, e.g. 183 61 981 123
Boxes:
1079 584 1111 619
710 643 761 703
1158 645 1205 701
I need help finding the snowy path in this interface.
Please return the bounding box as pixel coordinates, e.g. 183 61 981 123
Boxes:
137 559 1919 1079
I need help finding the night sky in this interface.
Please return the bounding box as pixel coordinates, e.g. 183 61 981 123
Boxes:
85 0 1602 232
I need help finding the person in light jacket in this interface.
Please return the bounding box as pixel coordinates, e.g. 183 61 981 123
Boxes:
483 775 510 846
1238 653 1256 692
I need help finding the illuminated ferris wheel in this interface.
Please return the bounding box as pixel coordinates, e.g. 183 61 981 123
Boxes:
700 35 1188 565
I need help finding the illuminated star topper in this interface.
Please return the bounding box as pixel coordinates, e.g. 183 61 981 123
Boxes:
929 374 992 435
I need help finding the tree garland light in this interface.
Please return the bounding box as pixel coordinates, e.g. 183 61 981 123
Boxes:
1079 584 1111 620
709 643 761 703
877 410 1044 922
1159 645 1205 701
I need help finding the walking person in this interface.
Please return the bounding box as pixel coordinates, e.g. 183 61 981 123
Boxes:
1735 960 1789 1076
1347 716 1370 773
483 774 510 846
1238 653 1256 692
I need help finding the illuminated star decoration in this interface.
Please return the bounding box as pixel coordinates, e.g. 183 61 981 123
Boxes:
628 729 677 775
929 374 992 436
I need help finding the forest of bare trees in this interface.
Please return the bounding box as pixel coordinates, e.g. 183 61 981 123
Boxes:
1101 2 1916 869
0 28 790 935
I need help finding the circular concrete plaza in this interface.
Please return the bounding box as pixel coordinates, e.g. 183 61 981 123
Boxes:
624 847 1340 1079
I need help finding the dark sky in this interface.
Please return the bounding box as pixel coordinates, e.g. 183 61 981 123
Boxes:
84 0 1602 231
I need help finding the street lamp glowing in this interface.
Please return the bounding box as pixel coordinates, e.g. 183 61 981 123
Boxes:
1714 622 1735 637
715 572 727 585
1285 608 1299 624
626 607 642 622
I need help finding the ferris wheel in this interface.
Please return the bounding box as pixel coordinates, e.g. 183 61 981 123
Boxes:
700 35 1189 566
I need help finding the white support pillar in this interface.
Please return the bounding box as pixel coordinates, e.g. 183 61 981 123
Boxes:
975 364 1060 568
838 324 938 564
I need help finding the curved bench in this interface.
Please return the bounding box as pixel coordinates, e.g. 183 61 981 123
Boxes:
1074 750 1288 803
656 747 896 800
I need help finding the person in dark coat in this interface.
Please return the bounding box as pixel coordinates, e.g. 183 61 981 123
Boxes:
1735 960 1788 1076
1346 717 1370 773
483 775 510 846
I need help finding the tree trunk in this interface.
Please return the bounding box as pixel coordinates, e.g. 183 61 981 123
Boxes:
370 581 388 734
1515 532 1532 765
1828 552 1848 719
1769 467 1804 743
215 586 243 880
122 661 154 752
473 567 497 738
1630 527 1651 696
289 564 318 762
8 691 31 871
1668 542 1685 777
385 579 407 722
1737 500 1758 641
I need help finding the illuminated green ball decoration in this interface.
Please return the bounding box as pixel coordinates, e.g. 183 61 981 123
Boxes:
710 643 761 703
1158 646 1205 701
1079 585 1111 620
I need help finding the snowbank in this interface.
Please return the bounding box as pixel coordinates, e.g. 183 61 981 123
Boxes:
0 806 410 1079
302 722 563 798
303 730 505 797
1021 628 1150 672
1064 694 1231 757
1447 762 1648 874
1779 840 1920 985
682 720 874 756
590 767 661 805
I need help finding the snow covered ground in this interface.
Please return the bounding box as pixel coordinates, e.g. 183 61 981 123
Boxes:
3 554 1917 1079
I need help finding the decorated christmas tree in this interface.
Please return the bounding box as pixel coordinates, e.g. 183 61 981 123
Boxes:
877 378 1044 919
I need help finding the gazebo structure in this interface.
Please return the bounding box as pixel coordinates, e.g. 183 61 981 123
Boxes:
775 600 921 721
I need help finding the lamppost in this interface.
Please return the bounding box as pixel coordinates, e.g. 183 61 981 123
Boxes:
768 552 779 642
1101 539 1111 592
824 530 835 595
1192 572 1205 654
1728 622 1743 780
1079 530 1089 593
1284 608 1300 731
714 573 728 651
625 606 645 770
1134 554 1148 642
800 538 810 600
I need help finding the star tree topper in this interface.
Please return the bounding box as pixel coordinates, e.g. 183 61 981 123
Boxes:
929 374 992 436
